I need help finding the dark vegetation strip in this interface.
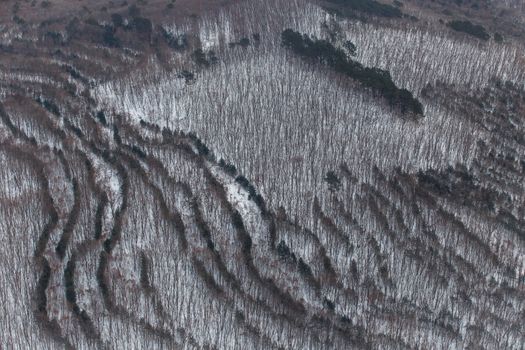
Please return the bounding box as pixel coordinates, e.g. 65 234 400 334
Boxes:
324 0 403 18
119 147 189 250
35 96 61 117
93 192 108 240
185 131 269 214
63 64 90 86
367 173 471 287
2 145 70 347
0 110 79 345
85 148 130 312
447 20 490 41
56 178 81 260
188 184 253 294
399 173 493 284
192 256 226 296
96 152 176 340
118 133 317 332
126 117 372 344
32 159 59 260
64 254 102 342
0 106 69 258
56 149 72 180
276 211 342 289
202 166 367 345
2 30 186 346
414 168 503 267
395 171 478 278
0 102 41 145
118 135 248 297
99 153 177 326
61 156 105 343
34 259 74 349
139 252 153 293
3 108 100 343
35 261 52 317
0 104 24 139
107 150 176 326
123 117 370 343
163 133 312 317
201 166 308 316
281 29 424 117
313 197 353 250
102 158 129 254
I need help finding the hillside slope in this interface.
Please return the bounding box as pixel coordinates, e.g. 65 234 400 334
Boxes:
0 0 524 349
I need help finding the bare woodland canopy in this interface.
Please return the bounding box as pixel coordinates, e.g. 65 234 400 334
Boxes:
0 0 524 349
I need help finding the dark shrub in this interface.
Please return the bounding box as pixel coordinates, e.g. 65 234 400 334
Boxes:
178 70 195 83
325 171 341 192
277 241 297 262
239 37 250 47
131 17 152 35
128 4 140 17
103 26 120 47
111 13 124 27
192 49 209 66
96 110 107 125
344 40 357 56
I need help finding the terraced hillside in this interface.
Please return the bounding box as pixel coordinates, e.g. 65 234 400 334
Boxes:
0 0 524 349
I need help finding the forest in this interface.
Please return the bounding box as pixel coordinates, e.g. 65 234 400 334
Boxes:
0 0 524 349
